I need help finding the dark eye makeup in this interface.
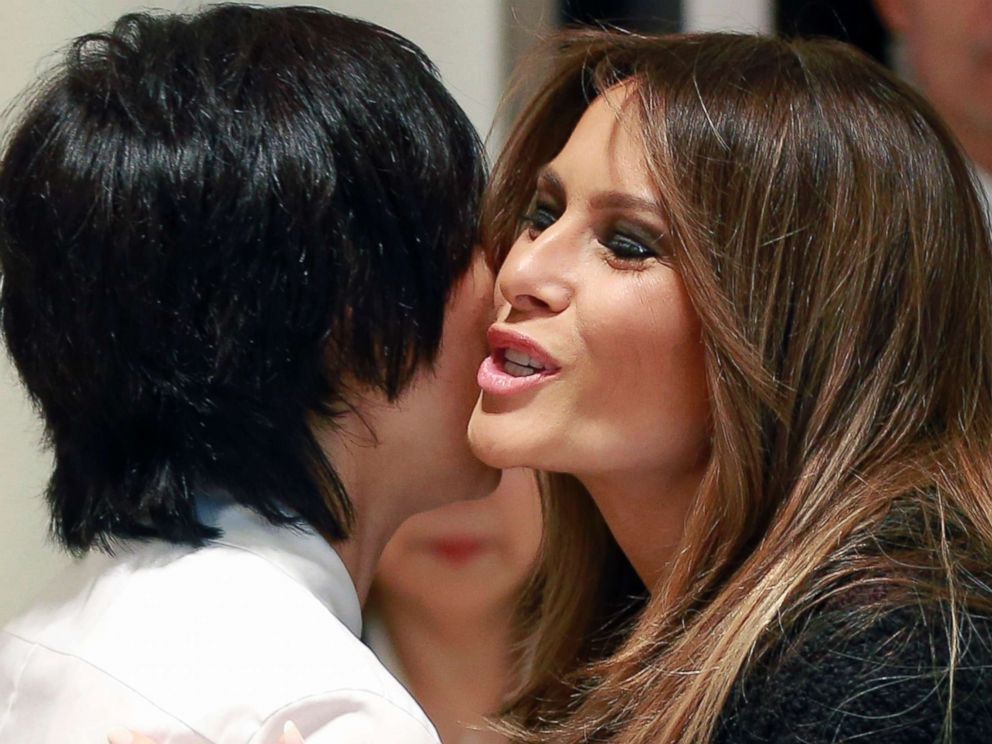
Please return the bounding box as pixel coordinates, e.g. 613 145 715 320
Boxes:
520 203 558 237
520 197 666 267
602 224 662 264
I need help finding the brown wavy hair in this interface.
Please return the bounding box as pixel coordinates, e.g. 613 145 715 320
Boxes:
484 31 992 743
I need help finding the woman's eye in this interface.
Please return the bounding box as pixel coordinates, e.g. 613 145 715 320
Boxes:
605 233 657 262
521 205 558 238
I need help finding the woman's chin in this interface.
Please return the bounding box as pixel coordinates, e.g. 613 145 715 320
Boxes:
467 411 537 470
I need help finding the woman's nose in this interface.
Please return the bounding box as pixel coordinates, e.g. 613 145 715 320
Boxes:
496 229 573 316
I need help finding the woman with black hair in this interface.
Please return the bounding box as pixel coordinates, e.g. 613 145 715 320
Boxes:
0 5 496 743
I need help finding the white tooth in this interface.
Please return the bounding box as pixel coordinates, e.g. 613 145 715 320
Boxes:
504 360 536 377
505 349 545 370
504 349 529 366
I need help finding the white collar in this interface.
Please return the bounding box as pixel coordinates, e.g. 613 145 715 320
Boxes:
196 496 363 637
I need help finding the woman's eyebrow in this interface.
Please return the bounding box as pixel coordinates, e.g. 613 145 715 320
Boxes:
538 166 661 215
589 191 662 213
536 166 566 198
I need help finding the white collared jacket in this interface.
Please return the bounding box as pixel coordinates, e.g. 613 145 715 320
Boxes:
0 499 439 743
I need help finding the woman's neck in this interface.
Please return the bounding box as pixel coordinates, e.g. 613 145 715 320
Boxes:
378 594 514 743
579 466 704 589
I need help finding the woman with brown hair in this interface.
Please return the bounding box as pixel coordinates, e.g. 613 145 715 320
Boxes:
468 30 992 743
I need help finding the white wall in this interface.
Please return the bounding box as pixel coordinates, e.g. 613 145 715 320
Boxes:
0 0 504 624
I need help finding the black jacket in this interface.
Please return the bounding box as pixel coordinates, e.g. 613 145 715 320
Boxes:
715 601 992 742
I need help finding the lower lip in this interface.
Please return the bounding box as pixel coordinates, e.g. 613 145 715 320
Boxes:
477 355 557 396
430 539 488 564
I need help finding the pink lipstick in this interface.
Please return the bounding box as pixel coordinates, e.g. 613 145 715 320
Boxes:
477 327 561 396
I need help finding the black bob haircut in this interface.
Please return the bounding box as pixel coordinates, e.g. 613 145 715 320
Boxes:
0 4 486 552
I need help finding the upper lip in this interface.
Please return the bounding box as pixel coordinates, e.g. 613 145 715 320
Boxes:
487 326 561 371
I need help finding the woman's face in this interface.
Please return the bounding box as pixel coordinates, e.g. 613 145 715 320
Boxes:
468 89 710 486
374 468 542 617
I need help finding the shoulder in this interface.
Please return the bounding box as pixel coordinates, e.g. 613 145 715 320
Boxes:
715 599 992 743
3 541 434 740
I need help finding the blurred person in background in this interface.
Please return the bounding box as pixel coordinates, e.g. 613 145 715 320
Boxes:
874 0 992 213
366 468 542 744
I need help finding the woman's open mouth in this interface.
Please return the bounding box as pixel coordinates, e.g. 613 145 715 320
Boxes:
477 327 561 396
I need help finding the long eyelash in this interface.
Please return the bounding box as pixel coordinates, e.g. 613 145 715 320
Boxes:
604 232 656 259
520 205 557 234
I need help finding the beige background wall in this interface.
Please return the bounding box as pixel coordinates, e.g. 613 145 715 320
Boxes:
685 0 772 32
